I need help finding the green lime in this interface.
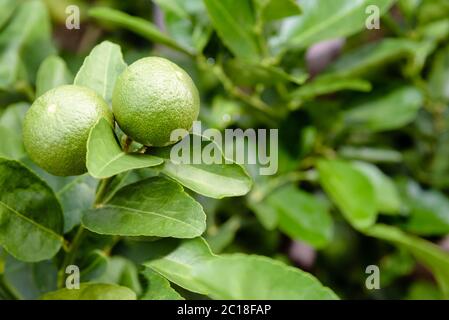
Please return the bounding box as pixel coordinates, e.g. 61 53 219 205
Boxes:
112 57 200 147
23 85 113 176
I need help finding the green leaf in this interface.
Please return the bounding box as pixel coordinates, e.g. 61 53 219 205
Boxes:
74 41 127 104
0 102 28 160
266 185 333 248
144 238 338 299
352 161 401 215
151 134 252 199
338 146 403 163
275 0 395 49
42 283 136 300
325 38 420 78
398 180 449 236
94 256 142 295
248 199 278 230
3 256 57 299
317 159 377 230
144 238 213 294
194 255 338 299
290 76 371 106
89 7 192 55
226 60 308 86
255 0 302 21
203 0 260 61
206 216 241 253
0 0 55 90
79 250 108 282
82 176 206 238
55 175 97 233
0 0 17 29
0 158 64 262
141 268 184 300
366 224 449 298
86 119 163 179
344 86 423 132
36 56 73 98
429 44 449 102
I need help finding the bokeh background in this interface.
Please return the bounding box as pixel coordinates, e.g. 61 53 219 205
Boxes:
1 0 449 300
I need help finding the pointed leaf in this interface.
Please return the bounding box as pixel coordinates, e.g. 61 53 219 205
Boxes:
82 177 206 238
344 86 423 132
36 56 73 97
266 185 333 248
152 134 252 199
89 7 192 55
352 161 401 215
317 159 377 230
74 41 127 103
87 118 163 179
194 255 338 300
276 0 395 49
203 0 260 61
141 268 184 300
144 238 338 300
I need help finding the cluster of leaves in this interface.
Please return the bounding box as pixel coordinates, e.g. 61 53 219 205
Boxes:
1 0 449 300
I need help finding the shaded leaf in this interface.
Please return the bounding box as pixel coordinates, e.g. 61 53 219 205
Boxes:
325 38 420 78
89 7 192 55
353 161 401 215
0 158 64 262
79 250 108 282
0 0 17 29
317 159 377 230
344 86 423 132
275 0 395 49
0 102 28 160
94 256 142 295
429 44 449 102
203 0 260 61
3 256 57 299
255 0 302 21
366 224 449 299
141 268 184 300
0 0 55 90
266 185 333 248
36 55 73 97
399 179 449 236
55 175 97 233
290 76 371 106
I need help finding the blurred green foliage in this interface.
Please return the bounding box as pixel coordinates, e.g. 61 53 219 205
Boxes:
1 0 449 300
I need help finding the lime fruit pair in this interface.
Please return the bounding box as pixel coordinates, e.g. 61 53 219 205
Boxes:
23 57 200 176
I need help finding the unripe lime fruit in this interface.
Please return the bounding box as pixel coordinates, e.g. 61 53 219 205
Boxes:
112 57 200 147
23 85 113 176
